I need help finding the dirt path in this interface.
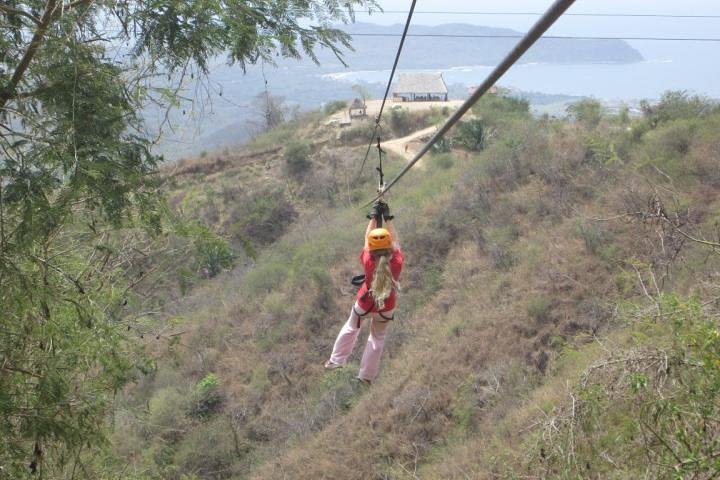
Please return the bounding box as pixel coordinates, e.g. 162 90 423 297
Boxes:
380 125 438 166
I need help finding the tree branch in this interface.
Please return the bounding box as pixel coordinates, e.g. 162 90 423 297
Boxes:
0 4 41 25
64 0 94 10
665 223 720 249
0 0 97 109
0 0 60 109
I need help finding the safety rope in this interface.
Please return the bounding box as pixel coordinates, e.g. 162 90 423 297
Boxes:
366 0 577 205
357 0 418 178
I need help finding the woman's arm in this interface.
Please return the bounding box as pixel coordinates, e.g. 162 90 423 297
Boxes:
364 218 377 249
386 219 400 250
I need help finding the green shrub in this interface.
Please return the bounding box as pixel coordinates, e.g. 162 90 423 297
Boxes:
453 118 485 151
430 152 454 170
641 90 719 126
617 104 630 124
474 92 529 116
324 100 347 115
188 373 222 418
583 134 622 165
303 268 336 332
177 266 193 296
640 119 699 179
389 106 412 136
652 119 697 156
567 98 603 129
227 187 297 248
174 417 238 479
318 367 366 414
575 221 611 255
431 136 452 154
426 106 452 126
243 252 290 296
193 228 236 278
338 124 374 145
175 220 236 278
688 114 720 185
284 140 312 178
526 295 553 323
485 226 517 271
451 381 479 436
147 387 189 442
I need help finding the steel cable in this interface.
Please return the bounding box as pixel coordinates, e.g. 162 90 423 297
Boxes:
367 0 578 204
357 0 417 178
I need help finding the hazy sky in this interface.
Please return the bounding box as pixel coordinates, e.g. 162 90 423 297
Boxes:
356 0 720 38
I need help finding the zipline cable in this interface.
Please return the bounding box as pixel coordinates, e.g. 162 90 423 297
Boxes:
349 33 720 42
356 10 720 19
367 0 577 204
357 0 417 178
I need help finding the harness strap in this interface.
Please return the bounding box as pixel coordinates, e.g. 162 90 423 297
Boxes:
378 311 395 321
358 289 375 313
352 304 370 328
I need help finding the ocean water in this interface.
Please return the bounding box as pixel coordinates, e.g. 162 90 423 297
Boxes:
157 41 720 158
321 42 720 100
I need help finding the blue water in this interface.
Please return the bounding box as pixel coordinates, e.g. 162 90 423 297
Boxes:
322 42 720 99
158 41 720 158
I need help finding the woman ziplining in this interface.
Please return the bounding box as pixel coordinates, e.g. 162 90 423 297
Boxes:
322 0 577 386
324 200 404 385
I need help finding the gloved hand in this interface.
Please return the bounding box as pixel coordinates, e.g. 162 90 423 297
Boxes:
379 201 394 221
366 201 381 220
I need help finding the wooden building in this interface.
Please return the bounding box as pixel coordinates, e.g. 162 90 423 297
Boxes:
393 73 448 102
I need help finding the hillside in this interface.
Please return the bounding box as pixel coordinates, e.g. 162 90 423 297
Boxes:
105 92 720 480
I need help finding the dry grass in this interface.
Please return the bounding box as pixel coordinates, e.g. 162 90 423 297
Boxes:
110 100 720 480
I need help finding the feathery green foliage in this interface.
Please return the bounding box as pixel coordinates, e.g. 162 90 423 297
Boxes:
0 0 377 475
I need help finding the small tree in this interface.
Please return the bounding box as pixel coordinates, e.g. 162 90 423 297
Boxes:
567 98 603 129
188 374 223 418
0 0 378 475
641 90 719 127
454 118 485 151
284 141 312 178
324 100 347 115
176 221 236 278
389 106 412 136
431 136 452 154
251 92 286 134
617 104 630 125
352 84 372 102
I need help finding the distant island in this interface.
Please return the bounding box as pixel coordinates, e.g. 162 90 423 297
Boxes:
331 23 644 69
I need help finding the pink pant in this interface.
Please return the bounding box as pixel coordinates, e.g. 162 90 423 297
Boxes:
329 302 393 381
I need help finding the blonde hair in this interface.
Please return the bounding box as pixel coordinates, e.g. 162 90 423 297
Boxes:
370 251 398 310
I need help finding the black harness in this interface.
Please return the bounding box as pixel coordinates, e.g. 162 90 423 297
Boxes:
350 275 395 327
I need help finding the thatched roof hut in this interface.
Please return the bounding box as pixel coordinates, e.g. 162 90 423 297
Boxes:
393 73 448 102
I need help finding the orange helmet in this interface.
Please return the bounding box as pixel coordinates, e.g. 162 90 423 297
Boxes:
368 228 393 251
